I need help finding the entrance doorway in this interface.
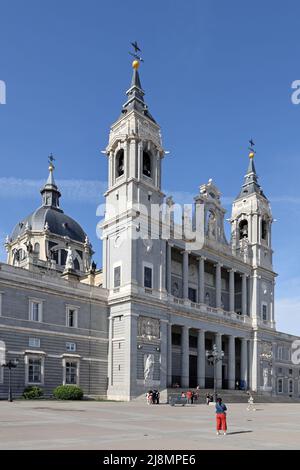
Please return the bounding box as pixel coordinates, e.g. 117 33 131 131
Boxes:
189 355 197 387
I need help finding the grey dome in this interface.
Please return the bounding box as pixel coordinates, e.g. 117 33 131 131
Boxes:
11 206 86 243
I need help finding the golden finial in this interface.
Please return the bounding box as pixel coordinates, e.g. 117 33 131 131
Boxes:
132 59 140 70
249 151 255 159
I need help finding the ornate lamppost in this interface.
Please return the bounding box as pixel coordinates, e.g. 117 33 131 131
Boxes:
206 344 224 402
2 359 19 402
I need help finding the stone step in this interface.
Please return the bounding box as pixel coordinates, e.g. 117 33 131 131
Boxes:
134 388 300 404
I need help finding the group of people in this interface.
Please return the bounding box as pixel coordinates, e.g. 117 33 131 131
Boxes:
146 389 160 405
146 386 257 436
180 389 200 404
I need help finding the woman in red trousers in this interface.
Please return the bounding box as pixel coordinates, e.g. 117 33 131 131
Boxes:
215 397 227 435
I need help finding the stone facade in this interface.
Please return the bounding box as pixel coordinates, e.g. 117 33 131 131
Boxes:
0 60 299 401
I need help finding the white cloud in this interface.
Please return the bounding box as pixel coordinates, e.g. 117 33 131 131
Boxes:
0 177 107 203
1 177 300 207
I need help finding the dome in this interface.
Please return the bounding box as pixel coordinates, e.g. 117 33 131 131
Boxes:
10 161 87 244
10 206 86 243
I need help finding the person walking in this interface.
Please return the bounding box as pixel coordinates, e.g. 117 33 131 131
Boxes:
246 392 256 411
186 390 192 404
215 397 227 435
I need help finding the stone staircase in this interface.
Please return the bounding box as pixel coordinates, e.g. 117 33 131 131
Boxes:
134 388 300 404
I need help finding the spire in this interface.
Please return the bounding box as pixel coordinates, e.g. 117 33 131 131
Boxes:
119 45 156 122
40 155 62 210
236 143 267 200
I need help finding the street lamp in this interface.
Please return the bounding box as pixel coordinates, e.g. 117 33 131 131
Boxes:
2 359 19 402
206 344 224 402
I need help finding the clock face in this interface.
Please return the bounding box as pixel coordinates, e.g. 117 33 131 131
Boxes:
114 234 123 248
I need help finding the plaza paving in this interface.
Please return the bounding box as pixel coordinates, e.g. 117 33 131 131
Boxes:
0 400 299 450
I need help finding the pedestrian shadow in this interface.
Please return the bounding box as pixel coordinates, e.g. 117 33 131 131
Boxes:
227 430 253 435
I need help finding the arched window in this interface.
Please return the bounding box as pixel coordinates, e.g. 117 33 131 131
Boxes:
60 249 67 266
116 149 124 178
288 379 294 395
142 151 152 178
74 258 80 271
34 243 40 255
277 378 283 394
261 219 268 240
239 219 248 239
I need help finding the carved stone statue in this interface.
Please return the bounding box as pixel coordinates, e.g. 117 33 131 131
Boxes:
65 246 74 271
207 211 216 239
144 354 154 383
26 241 33 253
263 368 269 389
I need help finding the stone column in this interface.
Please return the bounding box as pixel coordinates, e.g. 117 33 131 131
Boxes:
229 269 235 312
215 263 222 309
167 322 172 387
241 338 248 389
181 325 189 388
215 332 223 389
182 251 189 300
123 313 138 400
241 273 247 315
166 243 172 294
197 329 206 388
107 315 113 387
197 257 205 304
160 320 168 392
228 335 236 390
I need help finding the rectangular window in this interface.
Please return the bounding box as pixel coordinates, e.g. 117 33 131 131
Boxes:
172 332 181 346
65 361 77 385
188 288 197 303
144 266 152 289
66 307 78 328
114 266 121 288
29 300 42 322
278 379 283 394
29 338 40 348
66 342 76 352
189 335 197 348
289 380 294 394
262 304 268 321
28 358 42 383
289 369 293 375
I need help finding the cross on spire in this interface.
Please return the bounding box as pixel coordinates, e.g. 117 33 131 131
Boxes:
129 41 144 62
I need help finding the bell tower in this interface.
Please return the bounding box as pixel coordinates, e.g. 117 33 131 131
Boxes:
230 145 276 329
101 55 166 295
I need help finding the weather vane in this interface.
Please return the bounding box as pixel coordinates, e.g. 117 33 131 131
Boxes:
129 41 144 63
248 139 256 159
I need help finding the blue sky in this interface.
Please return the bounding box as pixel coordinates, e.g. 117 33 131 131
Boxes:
0 0 299 334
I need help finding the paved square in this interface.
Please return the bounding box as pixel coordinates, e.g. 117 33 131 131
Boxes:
0 400 299 450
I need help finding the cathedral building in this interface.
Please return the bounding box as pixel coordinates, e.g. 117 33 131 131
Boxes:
0 57 299 401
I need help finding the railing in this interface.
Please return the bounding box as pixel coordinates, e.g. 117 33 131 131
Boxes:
171 296 252 325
